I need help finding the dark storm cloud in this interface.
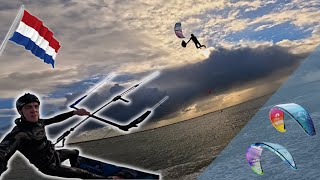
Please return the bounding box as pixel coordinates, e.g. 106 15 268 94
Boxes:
0 44 307 136
46 44 308 135
153 45 306 114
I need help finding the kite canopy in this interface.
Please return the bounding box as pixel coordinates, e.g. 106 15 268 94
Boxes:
174 22 185 38
246 142 297 175
269 103 316 136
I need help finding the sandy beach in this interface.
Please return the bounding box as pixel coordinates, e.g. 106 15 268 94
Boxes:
2 94 271 180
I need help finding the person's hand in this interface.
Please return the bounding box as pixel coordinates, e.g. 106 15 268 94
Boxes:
73 108 90 116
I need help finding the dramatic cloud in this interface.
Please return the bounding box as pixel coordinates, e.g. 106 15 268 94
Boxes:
42 44 306 135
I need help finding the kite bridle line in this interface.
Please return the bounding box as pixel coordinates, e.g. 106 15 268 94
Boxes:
54 71 164 147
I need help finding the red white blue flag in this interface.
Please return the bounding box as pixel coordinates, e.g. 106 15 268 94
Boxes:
9 10 61 68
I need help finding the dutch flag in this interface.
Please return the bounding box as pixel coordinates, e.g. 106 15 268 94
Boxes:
0 5 61 68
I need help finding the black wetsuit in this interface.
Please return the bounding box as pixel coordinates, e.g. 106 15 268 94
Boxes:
0 111 106 179
188 35 206 49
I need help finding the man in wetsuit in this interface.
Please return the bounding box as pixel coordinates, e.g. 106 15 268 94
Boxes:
186 34 206 49
0 93 108 179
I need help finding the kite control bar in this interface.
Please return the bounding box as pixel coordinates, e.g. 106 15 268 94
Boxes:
54 72 165 147
55 96 168 147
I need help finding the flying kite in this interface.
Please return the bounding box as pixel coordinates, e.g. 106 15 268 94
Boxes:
174 22 206 49
174 22 188 47
269 103 316 136
174 22 185 38
246 142 297 175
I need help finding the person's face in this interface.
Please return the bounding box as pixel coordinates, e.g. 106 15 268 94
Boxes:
19 102 40 122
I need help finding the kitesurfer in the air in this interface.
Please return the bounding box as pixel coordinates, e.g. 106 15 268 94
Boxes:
0 93 110 179
186 34 206 49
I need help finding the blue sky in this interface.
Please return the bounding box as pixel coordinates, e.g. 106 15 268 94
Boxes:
225 21 313 43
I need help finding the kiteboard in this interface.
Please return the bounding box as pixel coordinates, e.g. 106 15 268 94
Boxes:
181 40 187 47
77 156 160 179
